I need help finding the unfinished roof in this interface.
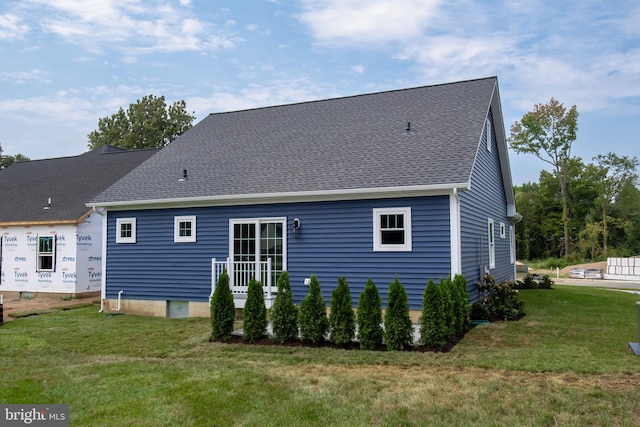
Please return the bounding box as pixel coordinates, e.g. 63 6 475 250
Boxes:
90 77 504 207
0 145 159 224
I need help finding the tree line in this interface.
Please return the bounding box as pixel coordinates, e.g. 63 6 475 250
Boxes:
509 99 639 262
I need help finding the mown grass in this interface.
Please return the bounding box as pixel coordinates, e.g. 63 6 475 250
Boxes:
1 286 639 426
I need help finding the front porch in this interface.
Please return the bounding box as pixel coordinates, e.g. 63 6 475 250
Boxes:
211 258 276 309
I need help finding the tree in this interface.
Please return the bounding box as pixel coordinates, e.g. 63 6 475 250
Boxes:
328 277 356 346
298 274 328 344
383 277 414 351
271 271 299 343
419 279 447 351
356 278 384 350
509 98 578 258
242 278 267 342
210 269 235 341
87 95 195 150
0 143 30 169
593 153 639 258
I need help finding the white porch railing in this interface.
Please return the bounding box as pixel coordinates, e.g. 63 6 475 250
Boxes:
210 257 274 308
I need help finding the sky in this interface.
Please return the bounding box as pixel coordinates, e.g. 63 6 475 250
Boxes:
1 0 638 185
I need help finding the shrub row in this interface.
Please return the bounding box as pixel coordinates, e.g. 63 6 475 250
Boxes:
210 271 473 351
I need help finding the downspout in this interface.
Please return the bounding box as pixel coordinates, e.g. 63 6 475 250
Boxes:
113 290 123 312
92 206 107 313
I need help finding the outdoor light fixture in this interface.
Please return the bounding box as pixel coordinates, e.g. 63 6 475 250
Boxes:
292 218 301 237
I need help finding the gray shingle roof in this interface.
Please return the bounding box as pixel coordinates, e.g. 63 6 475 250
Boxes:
0 145 158 223
90 77 501 206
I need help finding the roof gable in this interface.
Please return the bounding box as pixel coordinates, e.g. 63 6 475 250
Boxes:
90 77 512 208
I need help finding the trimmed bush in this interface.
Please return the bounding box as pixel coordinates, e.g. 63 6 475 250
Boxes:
419 279 447 351
476 274 524 320
242 278 267 342
383 277 414 351
329 277 356 346
210 269 235 341
271 271 299 343
452 274 470 335
439 277 456 339
298 274 328 344
357 278 384 350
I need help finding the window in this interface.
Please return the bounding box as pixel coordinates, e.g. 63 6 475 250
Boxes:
373 207 412 252
509 226 515 264
500 222 506 239
37 235 56 272
174 215 196 243
488 219 495 269
486 118 492 152
116 218 137 243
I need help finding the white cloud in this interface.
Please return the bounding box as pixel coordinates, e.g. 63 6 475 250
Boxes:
22 0 239 54
0 13 28 39
350 65 365 75
0 69 50 84
298 0 442 45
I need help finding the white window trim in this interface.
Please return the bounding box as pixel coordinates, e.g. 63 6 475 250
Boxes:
174 215 196 243
500 222 506 239
373 207 412 252
509 225 515 264
116 218 137 244
488 218 495 269
486 118 492 152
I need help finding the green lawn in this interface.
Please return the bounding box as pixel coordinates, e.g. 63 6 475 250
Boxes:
1 286 640 426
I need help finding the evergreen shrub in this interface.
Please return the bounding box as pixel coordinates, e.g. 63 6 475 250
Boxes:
329 277 356 346
210 269 235 341
419 279 447 351
357 278 384 350
271 271 299 343
242 278 267 342
298 274 328 344
383 277 414 351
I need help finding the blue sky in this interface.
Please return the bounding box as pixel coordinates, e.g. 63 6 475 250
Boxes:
1 0 638 185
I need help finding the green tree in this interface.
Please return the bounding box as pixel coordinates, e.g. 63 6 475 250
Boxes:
593 153 639 258
298 274 328 344
87 95 195 150
210 269 235 341
509 98 578 258
383 277 414 351
242 278 267 342
328 277 356 346
0 144 30 169
271 271 299 343
356 278 384 350
419 279 447 351
452 274 470 335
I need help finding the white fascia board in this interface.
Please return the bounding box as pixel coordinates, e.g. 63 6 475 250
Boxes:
86 183 470 211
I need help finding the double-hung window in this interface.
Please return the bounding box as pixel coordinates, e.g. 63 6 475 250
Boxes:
174 215 196 243
116 218 137 243
488 218 495 269
37 235 56 272
373 207 412 252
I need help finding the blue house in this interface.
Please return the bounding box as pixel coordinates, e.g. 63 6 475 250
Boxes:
88 77 518 318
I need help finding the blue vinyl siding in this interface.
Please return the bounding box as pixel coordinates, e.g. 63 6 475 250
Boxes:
106 196 451 310
459 111 514 302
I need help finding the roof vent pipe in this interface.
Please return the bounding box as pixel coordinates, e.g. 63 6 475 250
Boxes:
179 169 188 182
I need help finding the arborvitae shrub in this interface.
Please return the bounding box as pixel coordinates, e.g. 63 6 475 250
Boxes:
298 274 328 344
420 279 447 351
357 278 384 350
453 274 470 335
271 271 299 343
210 269 235 341
329 277 356 346
439 277 456 339
383 277 414 351
242 278 267 342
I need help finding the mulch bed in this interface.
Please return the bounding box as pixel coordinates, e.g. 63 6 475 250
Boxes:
211 313 525 353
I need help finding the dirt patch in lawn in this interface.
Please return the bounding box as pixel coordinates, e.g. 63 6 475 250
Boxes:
1 294 99 322
559 261 607 276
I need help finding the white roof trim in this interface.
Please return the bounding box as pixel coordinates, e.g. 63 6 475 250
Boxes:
87 182 470 210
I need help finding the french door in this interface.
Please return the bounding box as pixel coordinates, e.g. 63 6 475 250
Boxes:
230 218 286 287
